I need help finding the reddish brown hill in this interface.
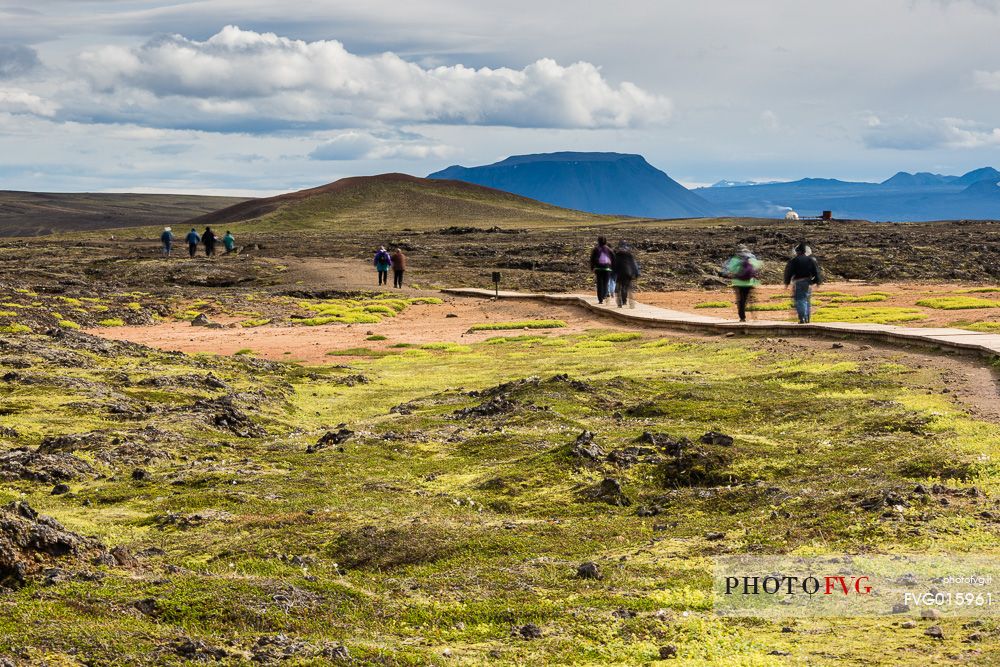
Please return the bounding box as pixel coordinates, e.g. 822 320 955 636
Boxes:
185 173 619 231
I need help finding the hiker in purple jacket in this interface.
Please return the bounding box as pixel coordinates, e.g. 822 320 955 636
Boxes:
589 236 615 304
374 246 392 286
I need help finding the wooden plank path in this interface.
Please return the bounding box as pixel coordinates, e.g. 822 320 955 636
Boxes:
442 288 1000 360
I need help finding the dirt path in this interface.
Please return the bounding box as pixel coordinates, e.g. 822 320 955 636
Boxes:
640 280 1000 328
87 291 1000 422
275 257 444 295
86 297 638 364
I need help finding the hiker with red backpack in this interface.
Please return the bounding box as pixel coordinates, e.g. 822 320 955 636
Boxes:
722 245 763 322
589 236 616 304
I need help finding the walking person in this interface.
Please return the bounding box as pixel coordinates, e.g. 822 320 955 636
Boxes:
202 227 217 257
222 230 236 254
784 242 822 323
374 246 392 286
185 228 200 258
613 241 640 309
160 227 173 257
589 236 615 304
390 247 407 288
722 245 763 322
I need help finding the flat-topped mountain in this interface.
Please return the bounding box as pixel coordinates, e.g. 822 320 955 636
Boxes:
429 152 716 218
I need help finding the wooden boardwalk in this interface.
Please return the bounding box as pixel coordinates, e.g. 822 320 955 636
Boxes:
442 288 1000 360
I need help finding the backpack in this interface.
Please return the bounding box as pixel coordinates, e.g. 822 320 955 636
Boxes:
596 246 613 267
736 256 760 281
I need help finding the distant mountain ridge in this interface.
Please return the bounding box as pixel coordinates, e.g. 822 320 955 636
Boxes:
0 191 249 237
696 166 1000 221
429 152 716 218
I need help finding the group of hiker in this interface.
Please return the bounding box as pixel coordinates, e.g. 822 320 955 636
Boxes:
160 227 236 258
589 237 641 308
589 237 822 323
365 236 822 319
373 246 407 288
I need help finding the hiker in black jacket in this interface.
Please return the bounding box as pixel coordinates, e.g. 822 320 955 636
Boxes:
589 236 615 304
613 241 640 309
203 227 217 257
784 242 822 323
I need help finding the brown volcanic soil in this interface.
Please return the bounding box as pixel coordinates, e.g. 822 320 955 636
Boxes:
83 293 1000 422
84 297 636 364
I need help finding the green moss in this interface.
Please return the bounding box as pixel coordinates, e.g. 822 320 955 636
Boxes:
469 319 567 331
419 342 472 352
747 302 792 311
57 320 81 329
828 293 890 303
97 318 126 327
485 335 548 345
957 287 1000 293
693 301 730 309
299 314 381 325
5 302 999 666
812 306 927 324
365 334 388 341
916 296 999 310
295 295 439 327
240 318 272 328
959 321 1000 332
593 332 643 342
326 347 398 357
0 310 16 317
0 323 30 334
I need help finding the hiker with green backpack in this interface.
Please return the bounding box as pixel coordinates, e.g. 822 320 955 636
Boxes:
722 245 763 322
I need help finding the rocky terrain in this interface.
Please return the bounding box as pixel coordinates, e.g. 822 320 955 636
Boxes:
0 263 997 665
0 214 998 664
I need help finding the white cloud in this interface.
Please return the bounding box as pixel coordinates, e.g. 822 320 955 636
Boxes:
73 25 670 131
309 130 451 161
760 110 779 131
862 115 1000 149
973 69 1000 90
0 88 57 116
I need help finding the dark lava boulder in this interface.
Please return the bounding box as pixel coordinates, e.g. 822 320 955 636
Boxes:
584 478 631 506
307 428 354 453
0 501 108 588
571 431 604 460
0 448 95 484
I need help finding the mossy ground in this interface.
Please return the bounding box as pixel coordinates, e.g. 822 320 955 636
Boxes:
1 314 998 665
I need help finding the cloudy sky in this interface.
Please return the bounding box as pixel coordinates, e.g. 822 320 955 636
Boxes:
1 0 999 194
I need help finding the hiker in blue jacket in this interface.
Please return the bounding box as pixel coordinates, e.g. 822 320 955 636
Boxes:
374 246 392 286
589 236 615 304
185 228 200 258
160 227 173 257
784 242 822 323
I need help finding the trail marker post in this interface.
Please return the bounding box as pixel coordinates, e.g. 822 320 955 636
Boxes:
492 271 501 298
